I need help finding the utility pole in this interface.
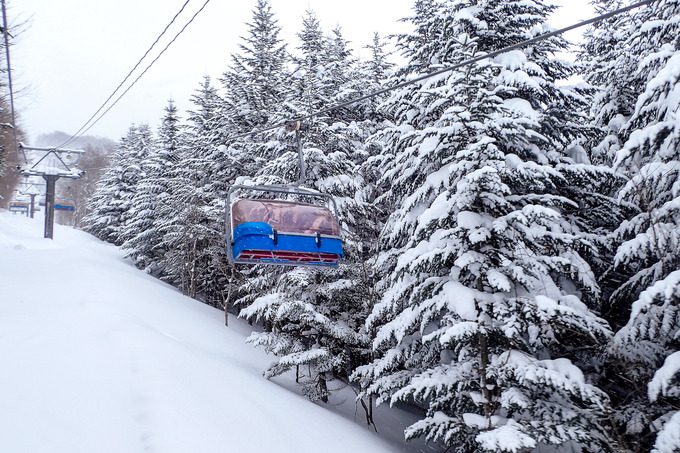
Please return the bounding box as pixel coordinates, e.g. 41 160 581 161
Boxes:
17 144 85 239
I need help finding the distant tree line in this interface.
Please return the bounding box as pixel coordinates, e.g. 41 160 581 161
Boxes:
82 0 680 451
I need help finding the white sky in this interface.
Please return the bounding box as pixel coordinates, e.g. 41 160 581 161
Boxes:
7 0 593 143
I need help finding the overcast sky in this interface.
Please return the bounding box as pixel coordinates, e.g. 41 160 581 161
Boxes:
8 0 593 144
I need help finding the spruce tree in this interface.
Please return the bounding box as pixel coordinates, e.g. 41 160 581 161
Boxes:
611 0 680 305
219 0 288 135
194 0 291 311
600 1 680 450
83 125 149 246
238 11 383 405
123 101 183 274
354 0 615 449
580 0 641 166
161 77 229 304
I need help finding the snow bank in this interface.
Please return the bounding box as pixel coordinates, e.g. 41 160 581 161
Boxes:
0 212 419 453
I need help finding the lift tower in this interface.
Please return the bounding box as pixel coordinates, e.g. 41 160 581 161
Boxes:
17 144 85 239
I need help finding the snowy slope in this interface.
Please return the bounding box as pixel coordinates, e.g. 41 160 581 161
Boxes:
0 212 426 453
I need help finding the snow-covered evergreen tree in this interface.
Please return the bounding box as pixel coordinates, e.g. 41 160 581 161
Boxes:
291 10 327 117
216 1 292 306
219 0 288 135
599 1 680 450
83 125 151 246
161 77 228 304
575 0 645 326
611 271 680 452
580 0 641 166
362 32 393 86
238 11 388 405
215 0 288 189
123 101 182 274
354 0 615 449
611 0 680 306
648 346 680 453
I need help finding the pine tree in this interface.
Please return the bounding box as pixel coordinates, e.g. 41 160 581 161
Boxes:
354 0 615 449
648 345 680 453
611 271 680 452
580 0 641 166
574 0 644 325
362 32 393 86
611 0 680 305
238 11 385 406
292 10 327 116
188 0 291 311
219 0 288 135
161 77 228 303
600 1 680 450
114 122 158 267
83 125 149 246
214 0 288 196
123 101 183 274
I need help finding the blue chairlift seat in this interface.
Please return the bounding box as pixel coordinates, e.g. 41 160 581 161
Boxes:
39 199 75 211
55 201 75 211
9 201 29 214
230 198 343 266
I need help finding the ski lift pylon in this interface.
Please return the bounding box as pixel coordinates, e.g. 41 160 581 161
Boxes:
225 184 343 267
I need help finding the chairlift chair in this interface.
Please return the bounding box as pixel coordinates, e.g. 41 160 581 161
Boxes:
226 184 344 267
39 199 75 211
224 120 344 267
55 200 75 211
9 201 29 215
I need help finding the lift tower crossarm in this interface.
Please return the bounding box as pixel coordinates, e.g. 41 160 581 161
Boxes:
15 143 85 239
17 144 85 179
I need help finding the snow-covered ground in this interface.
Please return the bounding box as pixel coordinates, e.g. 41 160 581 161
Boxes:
0 211 432 453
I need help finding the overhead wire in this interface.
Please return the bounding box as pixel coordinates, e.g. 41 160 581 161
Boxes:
57 0 193 149
221 0 656 145
58 0 210 149
37 0 655 153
